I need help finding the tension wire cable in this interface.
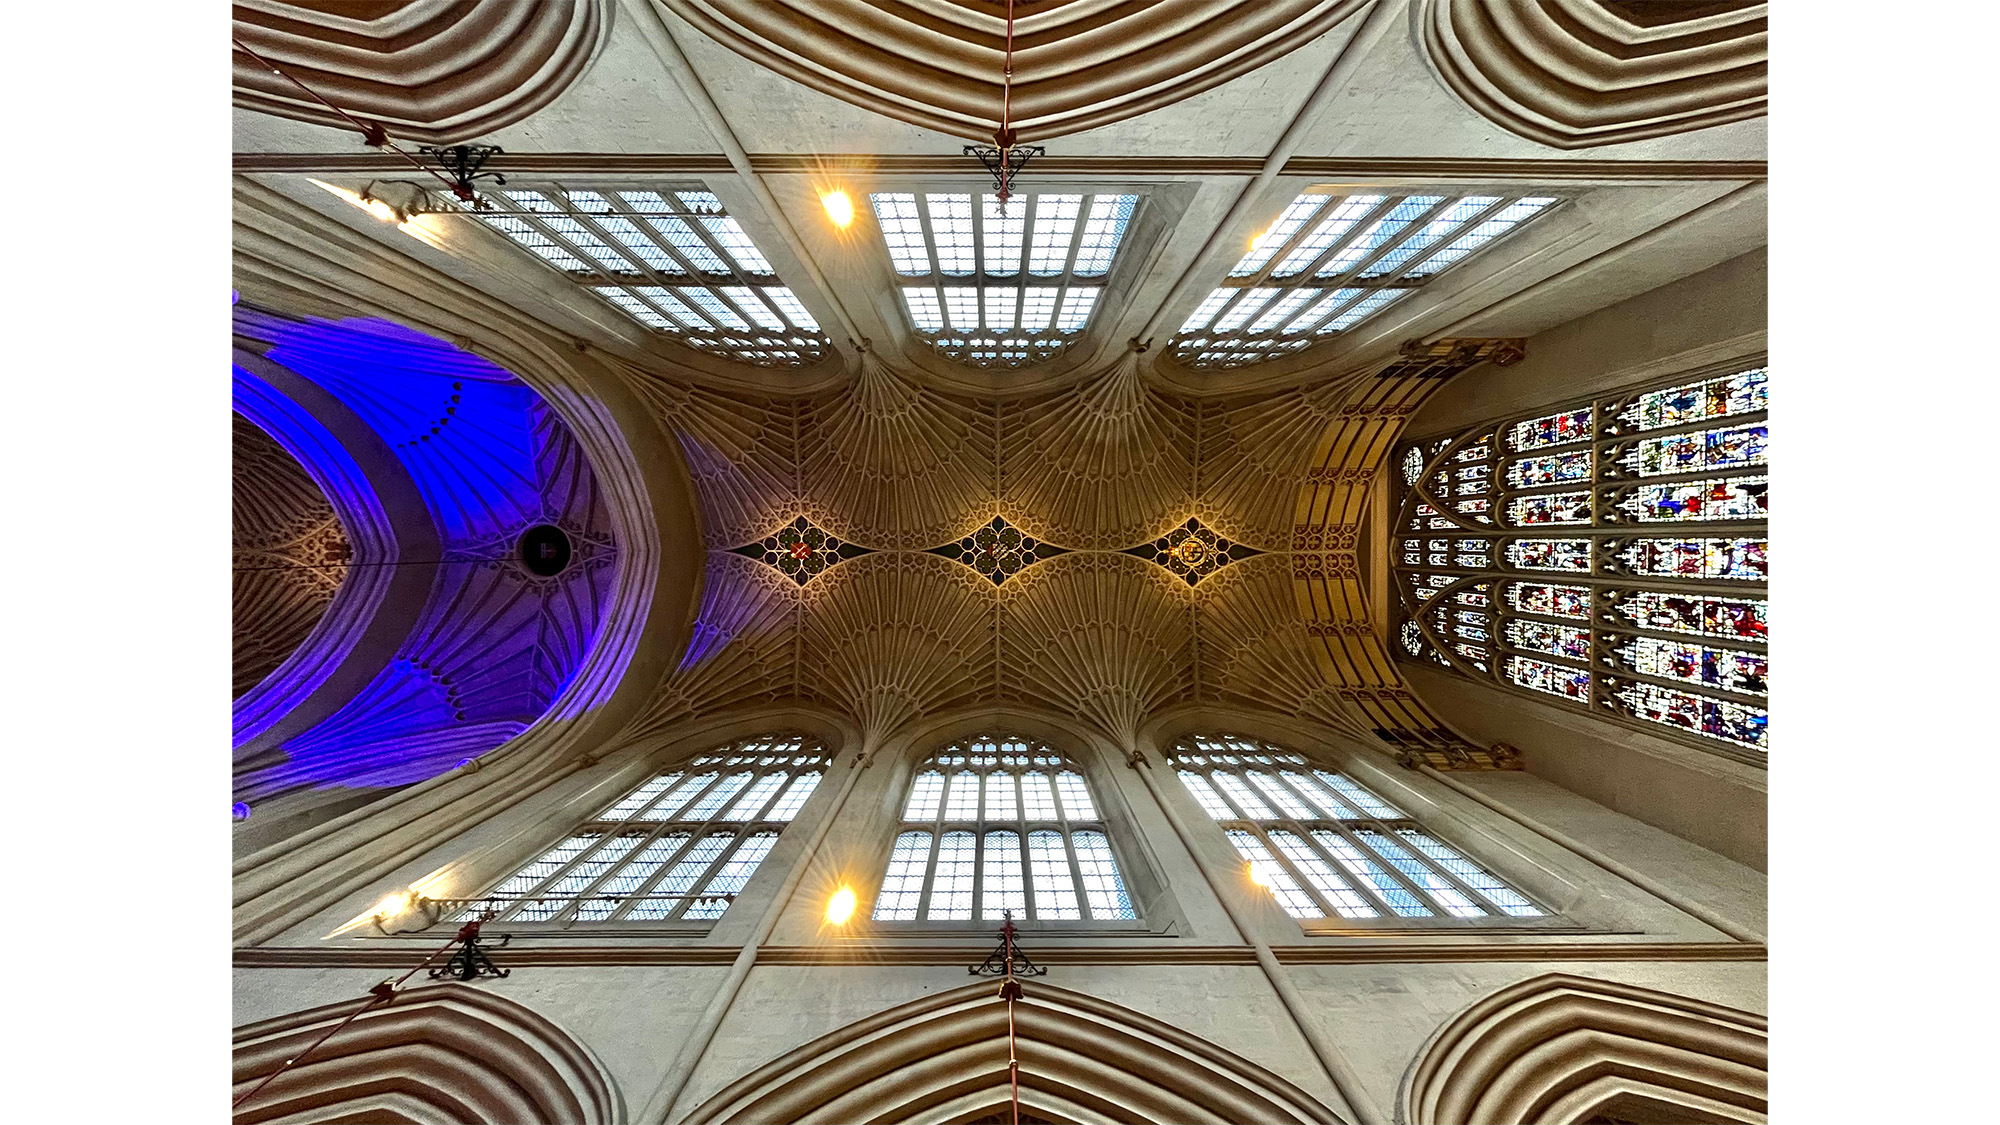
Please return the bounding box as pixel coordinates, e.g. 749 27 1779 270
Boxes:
230 37 461 198
230 922 476 1111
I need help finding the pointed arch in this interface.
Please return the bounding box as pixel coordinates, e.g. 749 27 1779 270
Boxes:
232 984 620 1125
1399 974 1767 1125
681 979 1346 1125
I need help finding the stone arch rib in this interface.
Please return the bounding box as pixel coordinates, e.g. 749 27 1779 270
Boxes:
1400 973 1767 1125
232 984 620 1125
232 0 610 144
681 979 1346 1125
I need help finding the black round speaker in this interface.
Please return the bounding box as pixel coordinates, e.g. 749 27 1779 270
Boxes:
518 524 573 577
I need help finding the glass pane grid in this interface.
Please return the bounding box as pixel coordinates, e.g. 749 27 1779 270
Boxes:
867 191 1139 368
1392 365 1769 758
1170 190 1559 368
1169 736 1545 926
467 184 830 367
462 735 827 924
873 735 1138 923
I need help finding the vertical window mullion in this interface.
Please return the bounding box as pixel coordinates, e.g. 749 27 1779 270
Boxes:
607 832 699 920
669 831 744 920
1263 822 1341 918
1287 195 1401 285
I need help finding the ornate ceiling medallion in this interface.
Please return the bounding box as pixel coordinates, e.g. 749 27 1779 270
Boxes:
1127 518 1262 586
930 516 1069 586
658 0 1369 142
733 516 873 585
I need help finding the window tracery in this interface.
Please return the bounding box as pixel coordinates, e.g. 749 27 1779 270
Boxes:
463 185 831 367
1394 365 1768 759
1170 734 1544 923
869 191 1138 369
457 735 827 924
872 734 1137 923
1169 190 1559 369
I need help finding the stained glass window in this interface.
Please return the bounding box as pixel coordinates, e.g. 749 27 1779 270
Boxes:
1170 191 1559 369
868 191 1138 368
1169 735 1544 922
461 185 831 367
871 734 1137 923
456 735 828 924
1394 362 1769 760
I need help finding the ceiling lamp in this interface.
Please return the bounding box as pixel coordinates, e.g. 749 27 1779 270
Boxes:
963 0 1043 212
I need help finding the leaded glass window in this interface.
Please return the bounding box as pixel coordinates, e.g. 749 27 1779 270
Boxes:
455 735 828 924
868 191 1138 369
871 734 1137 923
1394 364 1768 760
462 185 831 368
1169 191 1560 369
1170 734 1544 923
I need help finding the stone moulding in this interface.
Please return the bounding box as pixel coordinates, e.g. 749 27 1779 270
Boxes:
679 978 1347 1124
657 0 1369 142
231 984 621 1125
1399 972 1768 1124
1416 0 1768 149
231 0 610 144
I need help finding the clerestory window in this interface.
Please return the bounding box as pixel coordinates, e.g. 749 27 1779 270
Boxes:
464 184 831 368
1392 364 1768 760
869 191 1138 369
1170 734 1545 923
872 734 1137 923
453 734 827 924
1169 190 1559 370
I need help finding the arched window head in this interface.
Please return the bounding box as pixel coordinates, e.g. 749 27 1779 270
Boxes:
1170 734 1544 924
873 734 1136 923
1392 364 1768 761
458 734 828 925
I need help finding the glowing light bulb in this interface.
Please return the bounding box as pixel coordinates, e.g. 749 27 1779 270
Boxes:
821 190 855 229
825 886 857 924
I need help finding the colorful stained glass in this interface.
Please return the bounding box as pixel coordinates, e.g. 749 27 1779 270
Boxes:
1616 636 1767 695
1402 446 1425 484
1506 619 1589 660
1454 589 1490 607
1615 681 1767 751
1507 408 1592 451
1617 538 1766 581
1453 442 1490 462
1617 476 1767 522
1615 592 1767 641
1454 538 1491 567
1400 620 1424 655
1505 539 1591 571
1507 450 1592 488
1507 492 1591 526
1504 655 1590 701
1619 367 1767 432
1506 582 1591 619
1620 423 1767 477
1413 587 1436 601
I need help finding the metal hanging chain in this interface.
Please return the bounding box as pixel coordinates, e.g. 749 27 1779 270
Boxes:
965 0 1044 209
969 913 1045 1125
230 917 493 1112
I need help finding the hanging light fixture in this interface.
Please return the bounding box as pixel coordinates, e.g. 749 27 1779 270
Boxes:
963 0 1043 212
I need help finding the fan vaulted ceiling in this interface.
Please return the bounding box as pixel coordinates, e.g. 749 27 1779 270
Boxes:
232 0 1767 772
